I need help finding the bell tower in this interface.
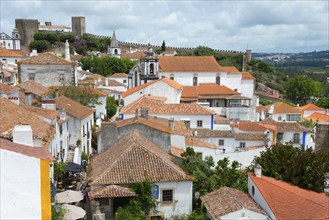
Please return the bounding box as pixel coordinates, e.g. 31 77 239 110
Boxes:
12 28 21 50
108 31 121 58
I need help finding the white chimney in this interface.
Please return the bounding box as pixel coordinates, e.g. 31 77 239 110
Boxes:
105 78 108 86
13 125 34 147
65 39 70 61
254 164 262 177
30 50 38 57
24 91 32 106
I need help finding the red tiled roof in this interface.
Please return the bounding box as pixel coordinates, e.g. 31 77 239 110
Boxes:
192 128 235 138
89 131 193 185
0 97 55 147
223 66 240 74
297 103 325 111
0 138 54 161
181 83 238 100
214 115 230 124
122 77 182 98
201 187 266 219
121 95 214 115
304 112 329 123
0 83 20 94
89 185 136 199
121 51 146 59
235 133 265 141
268 102 301 114
109 73 128 78
20 103 59 120
249 173 329 220
185 137 216 149
242 71 256 80
17 80 49 97
17 52 74 65
158 56 225 72
0 47 28 58
170 146 184 158
260 117 309 132
238 121 276 132
55 96 95 119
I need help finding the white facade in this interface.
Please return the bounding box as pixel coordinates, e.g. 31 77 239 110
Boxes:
154 181 193 218
108 76 128 87
124 80 182 106
94 96 107 121
0 30 20 50
0 149 41 219
220 208 268 220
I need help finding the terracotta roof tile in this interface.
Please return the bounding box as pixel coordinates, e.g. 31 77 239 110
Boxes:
55 96 95 119
0 97 55 147
17 80 49 97
238 122 276 132
297 103 325 111
158 56 225 72
185 137 216 149
17 52 74 65
109 73 128 78
304 112 329 123
20 103 59 119
249 173 329 220
235 133 265 140
242 71 256 80
0 48 28 58
256 105 270 115
201 187 266 219
214 115 230 124
260 117 309 132
268 102 301 114
89 131 193 185
192 128 235 138
122 77 182 98
121 95 214 115
89 185 136 199
223 66 240 73
121 51 146 59
0 138 54 161
116 116 189 136
181 84 239 100
170 146 184 158
0 83 20 94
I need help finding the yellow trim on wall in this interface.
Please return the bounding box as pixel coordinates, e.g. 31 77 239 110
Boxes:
40 159 51 220
272 132 276 144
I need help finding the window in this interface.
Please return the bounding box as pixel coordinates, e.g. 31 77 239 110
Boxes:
29 73 35 80
287 114 301 121
216 76 221 85
150 63 154 74
196 152 203 158
278 116 282 121
123 79 127 83
170 74 174 80
277 132 283 141
197 120 203 127
59 124 63 135
293 133 300 144
218 139 224 146
114 49 118 55
240 142 246 148
161 189 173 203
193 76 198 86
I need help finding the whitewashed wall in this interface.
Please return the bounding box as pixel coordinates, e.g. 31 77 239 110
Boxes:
0 149 41 219
155 181 193 218
94 96 107 119
240 79 255 99
303 110 326 118
220 208 268 220
171 135 186 150
159 72 220 86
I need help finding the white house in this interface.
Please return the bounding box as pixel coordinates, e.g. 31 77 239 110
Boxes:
0 47 27 64
123 77 182 106
266 102 302 122
108 72 128 87
89 131 193 219
296 103 327 118
248 167 329 220
0 128 53 220
120 95 215 129
201 187 268 220
55 96 95 159
0 29 20 50
0 83 20 104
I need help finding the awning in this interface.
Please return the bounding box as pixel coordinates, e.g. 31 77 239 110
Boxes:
64 162 84 173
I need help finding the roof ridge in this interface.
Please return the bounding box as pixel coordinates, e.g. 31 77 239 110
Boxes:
256 174 328 209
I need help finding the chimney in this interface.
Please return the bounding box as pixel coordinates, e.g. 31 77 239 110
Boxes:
13 124 34 147
169 117 174 128
59 108 66 120
30 49 38 57
140 107 148 118
65 40 70 61
254 164 262 177
183 119 191 137
105 78 108 86
55 88 59 98
135 108 139 119
24 91 32 106
45 21 52 26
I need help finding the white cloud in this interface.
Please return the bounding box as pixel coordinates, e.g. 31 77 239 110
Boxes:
1 0 328 52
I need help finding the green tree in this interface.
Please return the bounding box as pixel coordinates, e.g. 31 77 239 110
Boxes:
285 75 322 104
29 40 49 52
161 40 166 51
253 143 329 192
106 96 117 119
316 97 329 109
59 33 76 43
194 46 214 56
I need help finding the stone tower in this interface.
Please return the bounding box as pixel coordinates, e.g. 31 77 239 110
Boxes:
108 30 121 58
65 40 70 61
242 49 252 71
71 16 86 38
15 19 38 47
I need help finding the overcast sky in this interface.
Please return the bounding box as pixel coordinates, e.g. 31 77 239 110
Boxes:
1 0 328 53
